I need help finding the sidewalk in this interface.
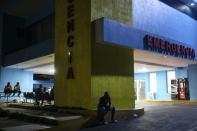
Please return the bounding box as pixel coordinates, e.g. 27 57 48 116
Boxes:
0 118 51 131
144 100 197 105
0 103 144 130
0 105 85 131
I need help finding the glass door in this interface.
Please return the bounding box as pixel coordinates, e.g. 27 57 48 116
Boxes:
134 80 145 101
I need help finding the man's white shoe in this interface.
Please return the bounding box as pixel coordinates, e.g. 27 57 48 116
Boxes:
103 121 108 125
111 120 118 123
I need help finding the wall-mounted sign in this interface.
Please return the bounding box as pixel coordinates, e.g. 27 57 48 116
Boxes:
144 35 195 60
66 0 75 79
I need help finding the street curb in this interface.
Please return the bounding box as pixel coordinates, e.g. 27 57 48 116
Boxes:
144 100 197 105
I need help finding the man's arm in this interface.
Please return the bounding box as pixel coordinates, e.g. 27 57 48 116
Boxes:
109 97 112 107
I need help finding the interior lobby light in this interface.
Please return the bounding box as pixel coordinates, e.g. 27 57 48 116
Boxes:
50 69 55 74
141 67 148 72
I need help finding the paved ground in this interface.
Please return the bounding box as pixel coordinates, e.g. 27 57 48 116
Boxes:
0 106 81 131
81 103 197 131
0 117 51 131
1 103 197 131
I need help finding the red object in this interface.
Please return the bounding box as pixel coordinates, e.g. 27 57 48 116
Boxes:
179 88 186 99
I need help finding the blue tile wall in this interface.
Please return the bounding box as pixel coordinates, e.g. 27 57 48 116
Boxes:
175 67 188 78
0 67 33 93
156 71 171 100
0 67 33 102
135 71 171 100
134 73 150 99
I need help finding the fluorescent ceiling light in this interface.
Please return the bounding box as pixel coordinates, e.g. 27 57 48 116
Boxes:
194 0 197 3
50 69 55 74
141 67 148 72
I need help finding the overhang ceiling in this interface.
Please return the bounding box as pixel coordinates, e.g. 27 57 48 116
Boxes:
7 50 197 75
8 54 54 75
134 63 174 73
134 49 196 68
133 49 197 73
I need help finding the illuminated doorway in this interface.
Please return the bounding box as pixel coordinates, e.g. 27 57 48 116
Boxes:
134 80 145 101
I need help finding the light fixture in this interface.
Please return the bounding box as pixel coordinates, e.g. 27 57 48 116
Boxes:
50 69 55 74
190 3 195 6
141 67 148 72
194 0 197 3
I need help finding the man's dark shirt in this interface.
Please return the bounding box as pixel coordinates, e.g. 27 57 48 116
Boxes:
98 96 111 109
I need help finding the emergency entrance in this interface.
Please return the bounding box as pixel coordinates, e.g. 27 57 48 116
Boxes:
134 49 196 101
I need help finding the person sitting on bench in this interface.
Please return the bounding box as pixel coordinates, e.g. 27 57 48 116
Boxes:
12 82 21 97
97 91 117 124
35 84 43 106
4 82 13 97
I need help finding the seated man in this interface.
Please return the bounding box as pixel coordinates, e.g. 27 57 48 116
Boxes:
34 84 43 106
97 91 117 124
4 82 13 97
12 82 21 97
50 86 54 101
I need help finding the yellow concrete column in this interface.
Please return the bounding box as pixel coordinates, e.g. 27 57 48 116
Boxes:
55 0 92 108
55 0 134 109
91 41 135 109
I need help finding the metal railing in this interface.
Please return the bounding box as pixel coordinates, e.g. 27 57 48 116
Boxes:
0 91 25 103
0 91 54 106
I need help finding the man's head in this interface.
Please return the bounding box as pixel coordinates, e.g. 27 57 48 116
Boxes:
104 91 109 97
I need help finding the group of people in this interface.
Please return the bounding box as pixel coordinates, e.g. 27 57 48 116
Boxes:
4 82 21 97
4 82 115 124
34 84 54 106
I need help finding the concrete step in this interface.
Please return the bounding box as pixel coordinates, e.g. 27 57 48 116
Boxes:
0 117 52 131
1 104 144 129
1 107 84 126
1 124 51 131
